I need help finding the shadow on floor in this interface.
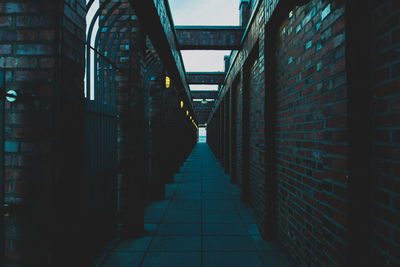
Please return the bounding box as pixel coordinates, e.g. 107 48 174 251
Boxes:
95 143 291 267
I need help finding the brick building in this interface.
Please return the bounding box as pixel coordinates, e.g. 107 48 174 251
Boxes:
0 0 399 266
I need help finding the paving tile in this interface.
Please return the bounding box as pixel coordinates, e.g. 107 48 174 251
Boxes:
251 236 282 252
203 186 227 193
247 223 262 236
162 210 202 223
157 223 202 236
101 252 144 266
177 183 202 192
203 199 236 210
146 200 170 210
203 223 249 235
203 236 257 251
168 200 201 210
112 237 152 252
142 252 201 267
258 250 292 266
203 213 242 223
202 192 230 200
144 224 158 236
203 252 264 267
144 209 165 223
174 192 202 199
149 236 201 251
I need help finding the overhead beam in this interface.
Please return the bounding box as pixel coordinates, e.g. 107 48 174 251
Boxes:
175 26 245 50
193 102 215 108
187 72 226 85
191 91 218 99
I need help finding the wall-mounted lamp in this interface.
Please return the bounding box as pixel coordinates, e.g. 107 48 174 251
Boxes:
186 110 189 116
165 76 171 88
190 116 192 120
180 100 184 109
6 90 18 103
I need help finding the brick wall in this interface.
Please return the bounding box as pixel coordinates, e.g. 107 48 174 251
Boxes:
208 0 350 265
274 1 347 265
1 0 59 263
1 0 87 264
234 77 244 188
207 0 400 265
370 0 400 265
144 37 168 200
247 45 267 230
224 93 231 173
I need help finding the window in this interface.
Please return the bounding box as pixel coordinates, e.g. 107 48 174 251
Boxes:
85 0 100 100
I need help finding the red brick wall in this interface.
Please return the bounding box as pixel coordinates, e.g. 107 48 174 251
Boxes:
1 0 86 264
274 1 347 265
235 77 244 188
248 47 267 228
208 0 399 266
370 0 400 265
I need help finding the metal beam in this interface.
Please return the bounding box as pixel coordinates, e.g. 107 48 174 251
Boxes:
191 91 218 99
193 102 214 108
175 26 245 50
187 72 226 85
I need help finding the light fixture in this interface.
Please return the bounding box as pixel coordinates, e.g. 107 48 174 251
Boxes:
190 116 192 120
165 76 170 88
186 110 189 116
6 90 17 103
180 100 184 109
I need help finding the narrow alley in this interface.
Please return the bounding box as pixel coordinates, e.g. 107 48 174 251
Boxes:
1 0 399 266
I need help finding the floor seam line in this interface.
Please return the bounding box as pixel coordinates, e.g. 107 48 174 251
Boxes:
139 165 180 266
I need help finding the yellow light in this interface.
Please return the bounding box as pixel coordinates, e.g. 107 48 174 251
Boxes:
190 116 192 120
165 76 170 88
186 110 189 116
180 100 184 109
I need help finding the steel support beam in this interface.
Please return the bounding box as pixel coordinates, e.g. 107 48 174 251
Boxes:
176 26 245 50
191 91 218 99
187 72 226 85
193 102 214 108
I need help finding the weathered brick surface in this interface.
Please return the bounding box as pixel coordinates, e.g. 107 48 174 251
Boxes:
1 0 58 264
370 0 400 265
234 77 244 188
207 0 371 265
248 46 267 231
1 0 86 264
274 1 347 265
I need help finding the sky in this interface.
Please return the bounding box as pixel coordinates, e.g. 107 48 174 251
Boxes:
169 0 241 91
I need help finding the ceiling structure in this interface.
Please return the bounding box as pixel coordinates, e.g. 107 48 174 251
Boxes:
175 26 245 126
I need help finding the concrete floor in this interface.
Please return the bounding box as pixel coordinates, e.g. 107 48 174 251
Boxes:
98 143 290 267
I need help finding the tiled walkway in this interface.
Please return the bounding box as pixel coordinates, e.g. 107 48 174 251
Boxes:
98 143 290 266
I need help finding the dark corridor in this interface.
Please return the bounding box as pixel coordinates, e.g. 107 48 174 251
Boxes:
1 0 399 266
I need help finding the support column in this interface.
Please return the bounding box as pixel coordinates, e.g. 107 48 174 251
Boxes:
117 22 146 237
1 0 87 264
